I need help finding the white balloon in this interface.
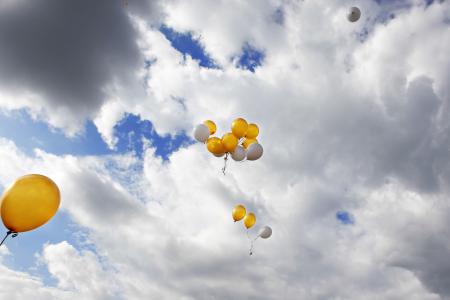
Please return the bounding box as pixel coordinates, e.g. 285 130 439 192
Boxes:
193 124 210 143
246 143 263 161
347 7 361 22
258 226 272 239
231 146 246 161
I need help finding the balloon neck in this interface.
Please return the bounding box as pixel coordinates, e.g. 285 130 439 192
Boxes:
7 230 18 237
0 230 18 247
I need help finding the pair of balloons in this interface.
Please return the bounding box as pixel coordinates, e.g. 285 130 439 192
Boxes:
232 204 256 229
0 174 60 246
193 118 264 162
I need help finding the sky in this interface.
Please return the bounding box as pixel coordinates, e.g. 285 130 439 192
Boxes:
0 0 449 299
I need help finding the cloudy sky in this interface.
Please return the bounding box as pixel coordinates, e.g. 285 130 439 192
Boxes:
0 0 449 299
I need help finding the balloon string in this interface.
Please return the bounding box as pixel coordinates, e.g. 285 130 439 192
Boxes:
247 230 258 256
0 231 18 247
222 153 229 175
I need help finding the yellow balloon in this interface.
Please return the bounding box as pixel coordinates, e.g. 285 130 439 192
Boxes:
221 133 238 152
231 118 248 138
242 138 258 149
0 174 60 233
243 213 256 229
206 137 225 155
245 123 259 139
232 204 246 222
203 120 216 135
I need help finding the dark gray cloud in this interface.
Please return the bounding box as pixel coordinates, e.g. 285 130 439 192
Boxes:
0 0 157 130
391 228 450 297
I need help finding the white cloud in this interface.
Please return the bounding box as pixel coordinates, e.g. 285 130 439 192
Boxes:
0 263 72 300
41 241 120 299
0 134 445 299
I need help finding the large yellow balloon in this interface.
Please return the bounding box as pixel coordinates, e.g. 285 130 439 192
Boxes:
221 133 238 152
0 174 60 233
242 138 258 149
243 213 256 229
231 118 248 138
206 137 225 155
232 204 246 222
245 124 259 139
203 120 217 135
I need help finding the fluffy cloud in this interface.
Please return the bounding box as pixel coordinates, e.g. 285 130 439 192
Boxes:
0 0 449 299
41 241 120 299
0 242 72 300
0 135 444 299
0 240 118 300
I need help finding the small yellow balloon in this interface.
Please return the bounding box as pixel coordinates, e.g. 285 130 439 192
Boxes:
242 138 258 149
231 118 248 138
221 133 238 152
206 137 225 155
243 213 256 229
245 124 259 139
0 174 60 233
232 204 246 222
203 120 216 135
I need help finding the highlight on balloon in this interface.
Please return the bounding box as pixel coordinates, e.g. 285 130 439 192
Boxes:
0 174 61 247
193 118 264 174
232 204 272 256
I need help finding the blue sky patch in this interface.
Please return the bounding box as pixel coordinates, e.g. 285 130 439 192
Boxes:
114 113 192 160
0 110 110 156
236 43 265 72
0 110 191 161
159 25 219 69
336 210 355 225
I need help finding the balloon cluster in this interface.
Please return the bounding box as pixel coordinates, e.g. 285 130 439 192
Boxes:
0 174 60 247
193 118 264 172
232 204 272 255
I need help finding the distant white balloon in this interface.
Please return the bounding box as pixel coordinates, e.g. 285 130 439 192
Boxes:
231 146 246 161
193 124 210 143
258 226 272 239
246 143 263 161
347 7 361 22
